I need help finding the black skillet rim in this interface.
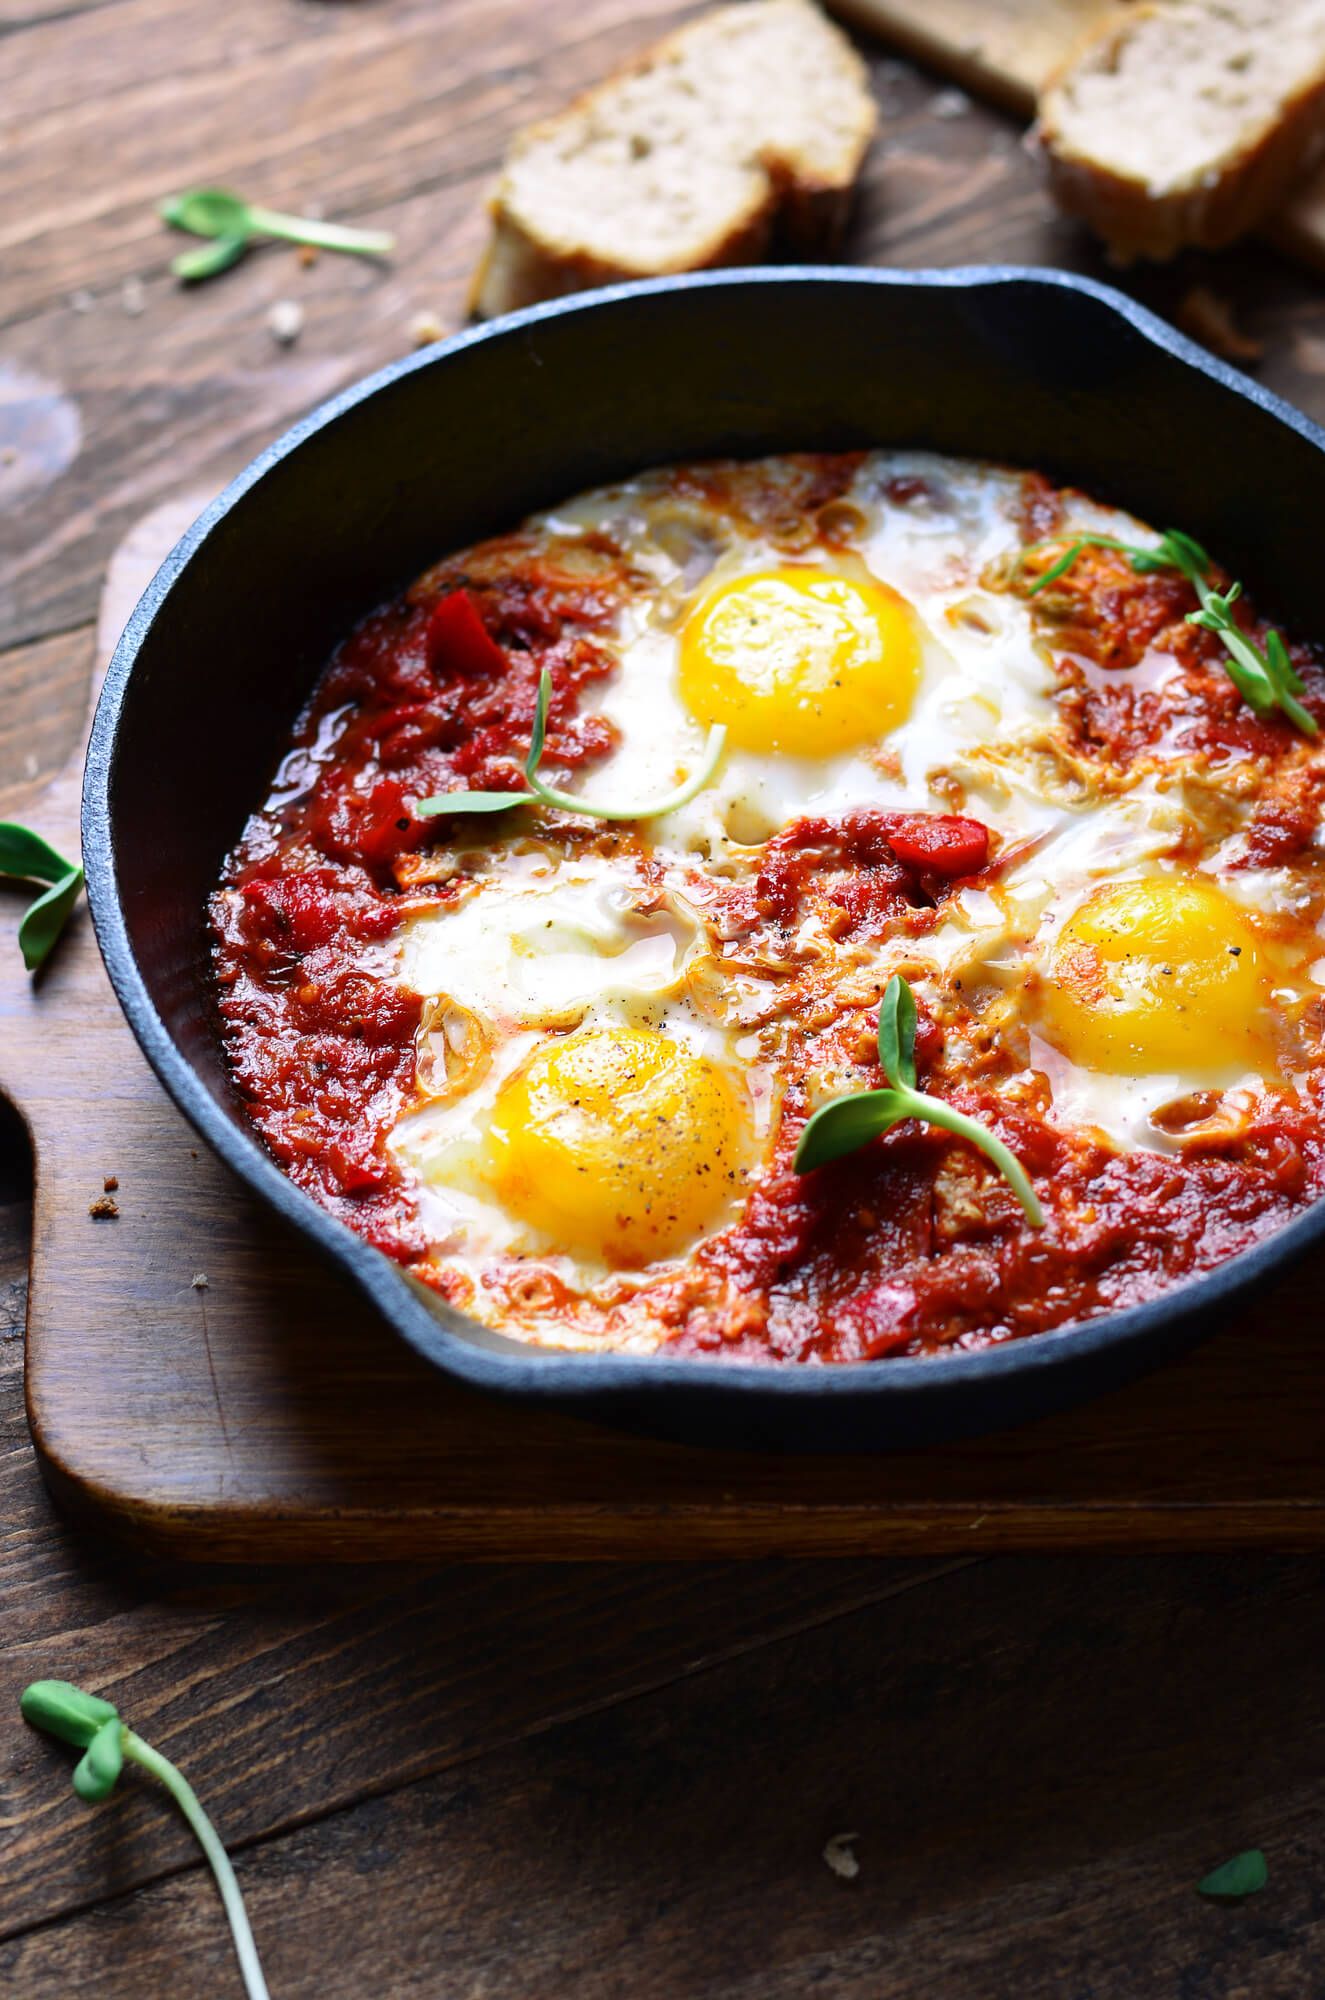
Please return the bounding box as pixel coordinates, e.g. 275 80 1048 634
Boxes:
81 263 1325 1424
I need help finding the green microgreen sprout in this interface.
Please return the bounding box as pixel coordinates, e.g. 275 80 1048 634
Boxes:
0 821 84 971
160 185 394 283
1021 527 1316 735
417 667 726 823
1197 1849 1268 1901
21 1680 270 2000
792 974 1044 1228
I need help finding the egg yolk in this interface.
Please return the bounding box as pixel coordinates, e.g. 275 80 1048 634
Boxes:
678 566 921 755
1039 877 1270 1076
484 1028 747 1265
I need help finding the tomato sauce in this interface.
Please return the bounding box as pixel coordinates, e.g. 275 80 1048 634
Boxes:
212 542 629 1263
211 460 1325 1363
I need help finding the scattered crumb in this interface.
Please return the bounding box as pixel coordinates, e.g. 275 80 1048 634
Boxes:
267 299 305 347
102 1174 118 1192
823 1833 860 1881
191 1273 210 1290
409 310 445 348
22 752 38 779
69 289 95 314
121 275 145 317
88 1195 119 1219
297 243 320 269
929 88 970 120
190 1149 198 1158
1177 285 1263 364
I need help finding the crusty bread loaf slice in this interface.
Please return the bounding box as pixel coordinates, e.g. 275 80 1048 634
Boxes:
1037 1 1325 263
470 0 876 319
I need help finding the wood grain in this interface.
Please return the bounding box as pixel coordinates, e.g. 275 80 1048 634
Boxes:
7 1555 1325 1995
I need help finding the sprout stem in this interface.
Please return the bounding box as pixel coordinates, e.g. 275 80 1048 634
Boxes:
123 1732 270 2000
243 204 393 256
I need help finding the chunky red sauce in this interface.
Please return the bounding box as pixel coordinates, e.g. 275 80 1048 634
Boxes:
212 455 1325 1362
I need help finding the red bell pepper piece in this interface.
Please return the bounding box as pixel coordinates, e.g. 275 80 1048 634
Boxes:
425 588 507 678
883 813 989 876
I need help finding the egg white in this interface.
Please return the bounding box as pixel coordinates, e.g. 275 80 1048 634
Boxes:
546 454 1070 868
388 448 1325 1299
390 852 779 1288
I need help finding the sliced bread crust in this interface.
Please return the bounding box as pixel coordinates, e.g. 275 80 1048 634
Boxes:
1038 1 1325 263
471 0 876 318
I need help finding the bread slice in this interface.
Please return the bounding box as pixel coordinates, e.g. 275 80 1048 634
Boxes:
1037 1 1325 263
470 0 876 319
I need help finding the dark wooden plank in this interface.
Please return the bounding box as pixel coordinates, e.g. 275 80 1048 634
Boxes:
0 0 693 326
6 23 1325 663
0 0 698 653
6 1554 1323 1996
0 627 94 799
0 0 127 29
4 1519 961 1928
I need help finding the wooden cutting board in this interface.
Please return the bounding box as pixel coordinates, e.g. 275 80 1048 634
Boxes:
836 0 1325 272
7 505 1325 1564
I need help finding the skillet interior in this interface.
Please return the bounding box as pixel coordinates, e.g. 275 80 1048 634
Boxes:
82 266 1325 1451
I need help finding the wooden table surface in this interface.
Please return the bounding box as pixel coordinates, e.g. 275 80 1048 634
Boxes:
5 4 1325 1993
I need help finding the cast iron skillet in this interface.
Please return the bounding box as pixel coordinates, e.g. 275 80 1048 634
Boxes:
82 266 1325 1452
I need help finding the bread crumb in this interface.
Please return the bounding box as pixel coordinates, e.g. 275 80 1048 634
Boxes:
267 299 305 346
297 243 320 269
1176 284 1264 363
409 311 446 348
88 1195 119 1219
929 88 969 120
823 1832 860 1880
103 1174 119 1192
121 276 145 317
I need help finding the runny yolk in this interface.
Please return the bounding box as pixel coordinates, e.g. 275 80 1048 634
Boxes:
484 1027 748 1265
1039 876 1271 1076
678 566 921 756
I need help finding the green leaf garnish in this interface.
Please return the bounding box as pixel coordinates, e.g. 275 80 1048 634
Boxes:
22 1680 270 2000
417 790 533 817
417 668 727 823
171 233 249 283
1197 1850 1268 1900
877 974 918 1089
0 820 84 971
1021 529 1316 734
792 974 1044 1228
19 1679 118 1747
160 185 394 283
74 1716 125 1802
